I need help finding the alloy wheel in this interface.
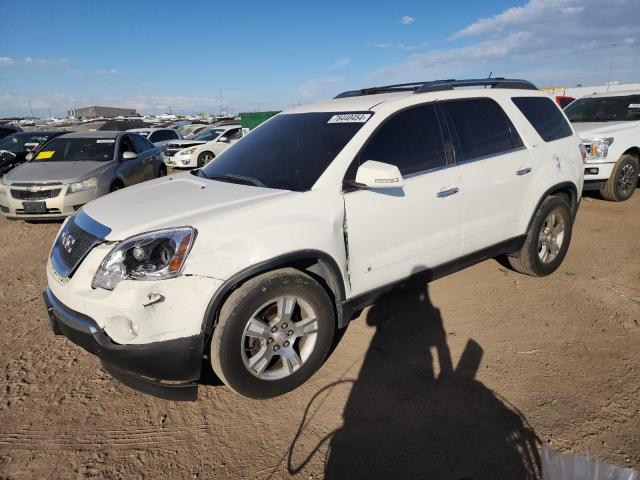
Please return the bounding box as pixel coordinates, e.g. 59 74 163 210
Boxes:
537 211 565 264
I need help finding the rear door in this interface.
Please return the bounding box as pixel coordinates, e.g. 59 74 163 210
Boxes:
439 98 532 254
343 103 464 296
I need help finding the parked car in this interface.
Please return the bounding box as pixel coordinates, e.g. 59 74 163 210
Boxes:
556 96 575 109
163 124 243 168
0 131 166 220
127 128 183 148
0 131 68 177
565 90 640 201
43 78 584 400
0 124 22 140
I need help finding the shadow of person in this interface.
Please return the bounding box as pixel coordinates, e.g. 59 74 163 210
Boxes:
316 275 540 479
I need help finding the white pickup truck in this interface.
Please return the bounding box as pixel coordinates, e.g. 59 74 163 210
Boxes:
565 90 640 201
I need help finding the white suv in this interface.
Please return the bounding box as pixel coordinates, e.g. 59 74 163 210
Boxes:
44 78 584 400
564 90 640 201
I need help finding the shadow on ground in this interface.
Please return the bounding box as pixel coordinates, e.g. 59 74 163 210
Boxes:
289 274 541 479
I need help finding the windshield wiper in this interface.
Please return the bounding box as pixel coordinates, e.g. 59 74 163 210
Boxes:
206 173 265 187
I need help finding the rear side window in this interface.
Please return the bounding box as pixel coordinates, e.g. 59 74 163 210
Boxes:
359 104 446 176
150 130 179 142
441 98 521 162
512 97 573 142
131 134 149 153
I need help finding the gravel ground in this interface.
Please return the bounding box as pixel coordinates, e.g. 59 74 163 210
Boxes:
0 189 638 479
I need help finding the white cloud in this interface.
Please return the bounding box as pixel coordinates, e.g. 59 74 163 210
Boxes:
400 16 415 25
296 77 345 100
369 0 640 87
95 68 119 75
22 57 71 66
0 57 14 67
329 58 350 70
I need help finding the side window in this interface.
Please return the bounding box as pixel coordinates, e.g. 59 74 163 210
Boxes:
148 131 161 143
441 98 521 161
131 134 149 153
223 128 242 141
119 135 136 156
512 97 573 142
144 137 155 150
359 104 446 176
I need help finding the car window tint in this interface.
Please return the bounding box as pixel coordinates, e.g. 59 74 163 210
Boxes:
131 134 149 153
120 135 136 156
441 98 520 161
359 104 446 176
225 128 242 141
512 97 573 142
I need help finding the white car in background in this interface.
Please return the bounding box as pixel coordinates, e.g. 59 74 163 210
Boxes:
564 90 640 201
163 124 243 168
127 128 183 149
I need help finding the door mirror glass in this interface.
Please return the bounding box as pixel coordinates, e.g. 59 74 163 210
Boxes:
25 153 33 161
219 136 229 143
354 160 404 189
122 151 138 161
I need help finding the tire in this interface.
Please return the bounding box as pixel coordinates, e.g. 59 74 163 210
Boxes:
600 154 639 202
197 151 214 168
158 165 167 177
210 268 335 398
507 195 573 277
110 181 124 193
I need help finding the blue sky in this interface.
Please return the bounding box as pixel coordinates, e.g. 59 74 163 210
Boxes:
0 0 638 117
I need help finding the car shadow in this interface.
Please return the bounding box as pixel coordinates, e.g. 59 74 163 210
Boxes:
288 273 541 479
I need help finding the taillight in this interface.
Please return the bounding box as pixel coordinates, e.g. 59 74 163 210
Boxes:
579 144 587 163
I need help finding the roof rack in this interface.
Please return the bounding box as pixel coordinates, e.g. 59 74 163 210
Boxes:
334 78 537 98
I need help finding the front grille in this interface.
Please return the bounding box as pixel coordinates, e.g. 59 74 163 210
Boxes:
11 188 61 200
10 182 62 187
164 149 180 157
16 208 61 215
51 217 103 278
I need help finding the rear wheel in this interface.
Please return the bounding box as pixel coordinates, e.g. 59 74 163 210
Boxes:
197 151 214 168
210 268 335 398
507 195 573 277
600 154 638 202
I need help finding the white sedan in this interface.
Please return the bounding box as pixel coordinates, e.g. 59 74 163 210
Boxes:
163 124 243 168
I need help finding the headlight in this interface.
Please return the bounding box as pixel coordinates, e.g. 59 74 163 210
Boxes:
178 147 198 156
584 138 614 160
68 177 97 193
91 227 196 290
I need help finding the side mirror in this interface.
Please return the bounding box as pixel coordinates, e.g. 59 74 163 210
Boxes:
352 160 404 189
25 153 33 161
219 136 229 143
122 151 138 161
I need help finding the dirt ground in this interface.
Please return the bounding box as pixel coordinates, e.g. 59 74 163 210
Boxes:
0 190 638 479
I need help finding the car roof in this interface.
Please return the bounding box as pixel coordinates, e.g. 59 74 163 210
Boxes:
127 127 172 133
582 89 640 98
12 130 67 136
59 130 122 138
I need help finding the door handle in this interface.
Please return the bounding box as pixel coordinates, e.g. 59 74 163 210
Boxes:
436 187 460 198
516 167 532 176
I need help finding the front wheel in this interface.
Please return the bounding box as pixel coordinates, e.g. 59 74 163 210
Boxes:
197 151 214 168
158 165 167 177
507 195 573 277
210 268 335 398
600 154 638 202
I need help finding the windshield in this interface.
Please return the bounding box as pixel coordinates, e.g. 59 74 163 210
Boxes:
200 112 370 191
194 128 225 141
33 137 116 162
565 95 640 122
0 133 55 153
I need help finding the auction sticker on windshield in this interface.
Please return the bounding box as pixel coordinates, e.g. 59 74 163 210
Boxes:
35 151 54 160
96 139 116 143
327 113 372 124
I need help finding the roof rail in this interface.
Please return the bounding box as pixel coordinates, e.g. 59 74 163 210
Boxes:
334 78 537 98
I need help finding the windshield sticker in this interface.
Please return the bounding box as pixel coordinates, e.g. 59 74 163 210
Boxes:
35 150 54 160
327 113 372 124
96 139 116 143
628 104 640 109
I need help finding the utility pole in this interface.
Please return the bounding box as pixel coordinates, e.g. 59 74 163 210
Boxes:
606 43 618 92
28 99 34 118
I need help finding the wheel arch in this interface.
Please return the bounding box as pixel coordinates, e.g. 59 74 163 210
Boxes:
622 146 640 160
526 181 579 233
201 250 348 340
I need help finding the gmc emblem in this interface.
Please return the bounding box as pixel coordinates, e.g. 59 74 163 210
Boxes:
61 231 76 254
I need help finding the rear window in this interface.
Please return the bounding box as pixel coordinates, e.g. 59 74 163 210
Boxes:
512 97 573 142
33 137 116 162
441 98 522 161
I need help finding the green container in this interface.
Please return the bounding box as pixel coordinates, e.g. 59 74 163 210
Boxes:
240 111 280 131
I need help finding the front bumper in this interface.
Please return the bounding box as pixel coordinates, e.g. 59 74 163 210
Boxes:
163 153 196 168
0 183 101 220
43 288 203 400
583 161 615 181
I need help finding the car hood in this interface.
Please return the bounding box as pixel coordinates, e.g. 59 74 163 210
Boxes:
572 121 640 138
3 160 112 184
82 172 292 240
166 140 207 149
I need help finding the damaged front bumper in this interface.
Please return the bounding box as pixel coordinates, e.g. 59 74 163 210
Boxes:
44 288 204 401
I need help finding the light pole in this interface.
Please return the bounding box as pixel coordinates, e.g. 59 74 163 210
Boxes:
606 43 618 92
